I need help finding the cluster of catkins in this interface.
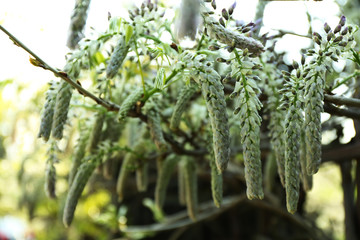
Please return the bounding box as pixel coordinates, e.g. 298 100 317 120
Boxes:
37 0 358 228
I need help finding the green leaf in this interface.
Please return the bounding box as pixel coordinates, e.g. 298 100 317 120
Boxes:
125 25 134 45
155 68 165 90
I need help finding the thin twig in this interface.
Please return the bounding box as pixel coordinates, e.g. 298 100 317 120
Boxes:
325 94 360 108
0 24 121 112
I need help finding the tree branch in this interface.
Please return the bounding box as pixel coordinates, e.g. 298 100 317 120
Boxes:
0 25 207 158
340 161 358 240
325 94 360 108
323 103 360 119
0 24 121 112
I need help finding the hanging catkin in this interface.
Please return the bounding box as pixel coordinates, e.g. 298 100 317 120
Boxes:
197 67 230 172
210 152 223 208
155 154 178 209
38 81 58 142
51 81 73 140
144 101 168 152
44 143 58 199
117 88 144 121
178 162 186 206
206 131 223 208
284 106 301 214
106 35 132 79
87 112 106 153
67 0 91 49
232 74 263 200
182 157 198 221
63 160 96 227
68 125 89 186
136 162 149 192
300 129 313 191
116 153 133 201
170 83 197 129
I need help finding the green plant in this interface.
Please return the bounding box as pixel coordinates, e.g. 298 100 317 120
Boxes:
1 0 360 239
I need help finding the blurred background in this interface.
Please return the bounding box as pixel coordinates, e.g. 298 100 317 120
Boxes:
0 0 358 239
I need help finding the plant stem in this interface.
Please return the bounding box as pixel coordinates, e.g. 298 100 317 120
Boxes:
331 70 360 91
133 39 147 95
0 24 121 112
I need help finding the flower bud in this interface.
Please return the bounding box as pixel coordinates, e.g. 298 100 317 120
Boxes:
282 70 291 77
324 23 331 33
333 35 343 43
330 55 338 62
339 15 346 26
228 2 236 15
216 57 227 63
341 27 348 35
241 27 251 33
301 54 306 65
211 0 216 9
222 8 229 20
208 45 220 51
313 32 322 41
314 37 321 46
292 60 299 69
219 17 225 27
327 31 334 42
334 24 342 34
243 48 249 56
339 41 348 47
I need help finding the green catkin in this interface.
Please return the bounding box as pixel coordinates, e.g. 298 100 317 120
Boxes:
67 0 91 49
136 162 148 192
264 152 277 192
45 145 58 199
209 152 223 208
304 77 323 175
45 161 56 199
178 163 186 206
183 157 198 221
206 131 223 207
198 68 230 172
68 125 90 186
63 160 96 227
300 129 313 191
233 75 263 200
200 3 264 56
170 83 197 129
38 81 58 142
117 88 144 120
145 102 168 152
106 35 131 79
51 81 73 140
284 106 302 214
155 154 178 209
101 116 125 179
116 153 133 201
266 78 286 187
116 130 149 200
87 112 106 153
